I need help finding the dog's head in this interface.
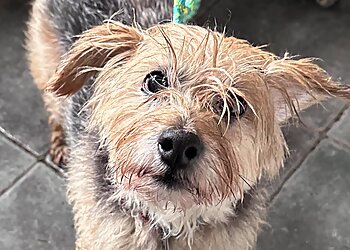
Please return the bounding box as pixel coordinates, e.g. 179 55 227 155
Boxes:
48 22 350 210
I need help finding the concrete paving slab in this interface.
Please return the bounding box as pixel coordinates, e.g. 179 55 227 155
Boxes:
328 108 350 148
0 163 75 250
265 124 319 197
299 98 346 131
257 139 350 250
0 135 36 194
280 99 346 171
0 1 50 155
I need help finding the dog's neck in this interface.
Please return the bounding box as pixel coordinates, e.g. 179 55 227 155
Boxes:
116 189 255 248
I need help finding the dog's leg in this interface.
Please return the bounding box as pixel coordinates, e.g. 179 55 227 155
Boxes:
44 93 68 166
26 0 67 166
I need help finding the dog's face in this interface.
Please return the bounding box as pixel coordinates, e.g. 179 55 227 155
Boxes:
49 23 350 210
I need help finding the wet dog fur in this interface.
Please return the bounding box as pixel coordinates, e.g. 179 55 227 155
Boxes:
26 0 350 249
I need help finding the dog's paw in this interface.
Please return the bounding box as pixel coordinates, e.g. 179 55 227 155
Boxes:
49 139 68 169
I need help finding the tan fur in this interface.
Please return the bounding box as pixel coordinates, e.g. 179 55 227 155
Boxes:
26 0 67 165
68 140 267 250
28 10 350 250
27 0 61 89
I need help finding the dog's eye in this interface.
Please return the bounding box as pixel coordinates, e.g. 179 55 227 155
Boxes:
212 94 248 120
142 71 168 94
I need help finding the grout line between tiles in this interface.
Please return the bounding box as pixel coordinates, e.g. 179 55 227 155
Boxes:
38 156 66 178
0 162 37 197
326 136 350 152
0 126 48 160
269 104 349 202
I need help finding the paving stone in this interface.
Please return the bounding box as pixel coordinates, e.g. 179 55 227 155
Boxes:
257 139 350 250
201 0 350 82
263 100 342 197
264 123 319 197
0 135 35 194
328 107 350 147
0 1 50 155
0 163 75 250
299 98 346 131
279 99 345 167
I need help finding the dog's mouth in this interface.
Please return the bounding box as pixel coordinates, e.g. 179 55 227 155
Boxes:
154 173 184 189
152 171 206 205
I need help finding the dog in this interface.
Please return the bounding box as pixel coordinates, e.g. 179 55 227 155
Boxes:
26 0 350 249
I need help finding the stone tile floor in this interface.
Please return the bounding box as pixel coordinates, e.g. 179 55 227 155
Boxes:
0 0 349 249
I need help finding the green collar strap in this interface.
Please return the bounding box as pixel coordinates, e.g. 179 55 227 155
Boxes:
173 0 201 24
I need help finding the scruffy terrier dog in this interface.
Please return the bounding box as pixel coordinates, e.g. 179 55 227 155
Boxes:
27 0 350 249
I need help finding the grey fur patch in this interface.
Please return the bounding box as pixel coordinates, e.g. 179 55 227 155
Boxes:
47 0 172 52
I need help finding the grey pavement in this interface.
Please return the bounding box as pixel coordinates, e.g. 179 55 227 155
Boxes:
0 164 75 250
0 0 349 249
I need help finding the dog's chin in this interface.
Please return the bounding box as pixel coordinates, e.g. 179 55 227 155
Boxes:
127 176 215 210
154 173 185 190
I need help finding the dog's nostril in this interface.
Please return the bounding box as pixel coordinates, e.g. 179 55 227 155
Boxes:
159 138 173 152
158 129 203 169
184 146 197 160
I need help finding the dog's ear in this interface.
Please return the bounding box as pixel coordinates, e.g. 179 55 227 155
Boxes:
47 22 143 96
265 55 350 123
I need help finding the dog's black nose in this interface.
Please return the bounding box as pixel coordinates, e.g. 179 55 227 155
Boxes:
158 129 202 169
